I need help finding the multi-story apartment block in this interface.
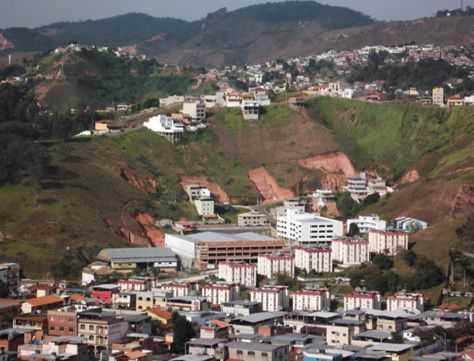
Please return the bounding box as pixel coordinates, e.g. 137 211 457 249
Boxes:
135 290 171 311
277 208 343 246
237 211 269 227
47 309 78 337
368 230 409 256
182 99 206 122
344 291 382 311
346 173 368 202
160 282 191 297
331 238 369 266
194 198 215 218
77 312 128 351
200 283 239 306
386 292 424 312
291 289 331 312
0 263 20 295
346 215 387 234
294 247 332 273
249 286 289 312
257 254 294 279
218 263 257 288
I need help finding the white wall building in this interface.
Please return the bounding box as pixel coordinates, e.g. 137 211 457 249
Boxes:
257 254 295 279
294 247 332 273
346 215 387 234
144 115 184 144
238 211 269 227
241 100 261 121
332 238 369 267
194 198 215 218
218 263 257 288
250 286 289 312
291 289 330 312
277 208 343 246
344 291 382 311
368 230 409 256
386 292 424 312
201 283 239 306
182 99 206 122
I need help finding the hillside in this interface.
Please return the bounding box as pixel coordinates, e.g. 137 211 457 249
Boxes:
307 97 474 269
30 48 197 111
2 3 474 67
3 90 474 277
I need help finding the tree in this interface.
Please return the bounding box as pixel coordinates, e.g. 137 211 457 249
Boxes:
348 223 360 237
372 254 394 270
0 280 9 298
401 249 417 267
171 312 195 354
336 192 360 218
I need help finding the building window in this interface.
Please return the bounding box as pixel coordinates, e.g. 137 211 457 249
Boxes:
80 324 85 330
236 350 243 355
248 351 255 356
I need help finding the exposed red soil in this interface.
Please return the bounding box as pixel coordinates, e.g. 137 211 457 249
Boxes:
120 167 158 194
180 176 230 204
450 183 474 218
299 152 357 192
248 167 295 204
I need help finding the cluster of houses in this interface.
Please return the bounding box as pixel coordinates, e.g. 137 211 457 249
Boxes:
1 246 473 361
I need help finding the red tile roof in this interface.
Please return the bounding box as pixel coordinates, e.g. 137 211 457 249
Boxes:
24 295 63 308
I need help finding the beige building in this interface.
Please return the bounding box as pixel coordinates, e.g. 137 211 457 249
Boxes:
218 262 257 287
432 87 445 106
326 324 355 347
194 198 215 218
182 99 206 122
135 290 171 311
238 211 269 227
368 230 409 256
257 254 294 279
294 247 332 273
77 312 128 351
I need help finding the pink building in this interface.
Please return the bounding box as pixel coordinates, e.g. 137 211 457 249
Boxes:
344 291 381 311
257 254 294 279
368 230 409 256
386 292 424 312
200 283 239 306
291 289 331 312
160 282 191 297
218 262 257 288
332 238 369 266
294 247 332 273
250 286 289 312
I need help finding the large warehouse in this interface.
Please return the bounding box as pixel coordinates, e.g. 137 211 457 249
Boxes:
165 231 286 270
96 247 178 272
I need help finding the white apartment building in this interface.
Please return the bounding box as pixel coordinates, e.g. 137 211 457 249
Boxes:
368 230 409 256
160 95 185 107
194 198 215 218
277 208 343 246
344 291 382 311
257 254 295 279
332 238 369 267
186 185 211 201
346 215 387 234
291 289 330 312
250 286 289 312
386 292 424 312
182 99 206 122
346 173 368 202
294 247 332 273
241 100 261 121
237 211 269 227
225 93 242 108
218 262 257 288
432 87 445 106
160 282 191 297
144 114 184 144
201 283 239 306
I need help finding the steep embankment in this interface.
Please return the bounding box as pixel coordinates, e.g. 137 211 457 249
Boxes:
0 104 342 276
307 97 474 268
